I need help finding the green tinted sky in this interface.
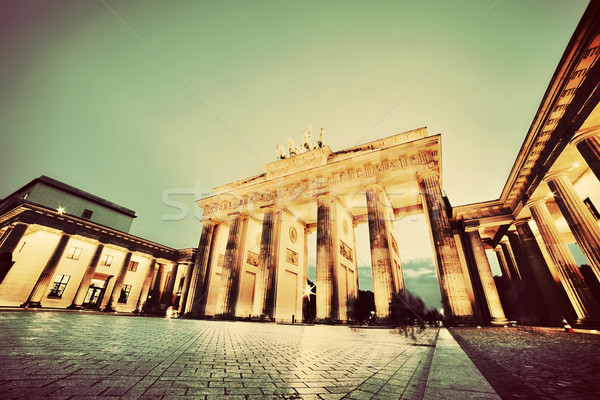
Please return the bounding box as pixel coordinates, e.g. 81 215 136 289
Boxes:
0 1 590 305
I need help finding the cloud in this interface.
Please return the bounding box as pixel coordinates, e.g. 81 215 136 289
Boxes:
309 257 442 309
403 268 436 278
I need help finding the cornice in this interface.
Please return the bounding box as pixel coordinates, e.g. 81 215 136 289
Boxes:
456 2 600 222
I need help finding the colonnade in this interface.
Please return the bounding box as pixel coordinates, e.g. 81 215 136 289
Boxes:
185 170 512 325
0 223 182 313
491 129 600 325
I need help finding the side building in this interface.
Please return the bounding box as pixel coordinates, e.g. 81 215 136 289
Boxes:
0 176 196 315
453 1 600 327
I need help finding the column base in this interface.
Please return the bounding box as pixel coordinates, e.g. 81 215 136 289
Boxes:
445 315 476 326
575 315 600 328
489 317 510 326
213 313 235 320
21 301 41 308
67 304 84 310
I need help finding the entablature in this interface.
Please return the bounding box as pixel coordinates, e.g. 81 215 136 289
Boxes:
198 129 441 223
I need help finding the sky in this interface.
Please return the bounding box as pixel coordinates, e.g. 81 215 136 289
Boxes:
0 0 591 308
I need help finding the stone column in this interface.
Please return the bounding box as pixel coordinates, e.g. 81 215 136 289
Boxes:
0 223 29 284
103 251 133 312
161 263 179 307
419 172 474 324
514 219 571 323
173 262 189 310
22 234 71 308
134 259 156 313
529 200 600 324
96 275 113 310
146 262 164 311
545 171 600 282
507 231 548 324
571 127 600 181
493 246 512 283
464 228 508 325
186 222 217 317
68 243 104 309
365 186 395 319
303 227 309 322
499 240 522 283
217 214 247 316
254 209 281 319
316 194 336 320
179 262 193 315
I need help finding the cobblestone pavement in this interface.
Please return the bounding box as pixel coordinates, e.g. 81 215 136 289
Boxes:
0 311 438 400
449 327 600 400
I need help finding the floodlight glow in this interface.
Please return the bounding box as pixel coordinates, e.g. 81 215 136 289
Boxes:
57 207 65 214
303 284 314 297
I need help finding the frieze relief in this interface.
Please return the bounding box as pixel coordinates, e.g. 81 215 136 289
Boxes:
202 149 438 218
340 240 353 262
285 248 299 266
246 251 259 267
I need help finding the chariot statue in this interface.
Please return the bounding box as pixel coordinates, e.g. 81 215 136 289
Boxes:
276 125 325 159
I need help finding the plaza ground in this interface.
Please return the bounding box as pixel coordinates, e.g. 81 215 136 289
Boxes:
450 326 600 400
1 311 595 399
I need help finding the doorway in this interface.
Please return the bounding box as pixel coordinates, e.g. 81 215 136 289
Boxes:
82 279 106 308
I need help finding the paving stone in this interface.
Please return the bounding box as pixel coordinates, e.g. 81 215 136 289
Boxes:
186 386 226 395
144 386 187 395
0 311 441 400
345 389 376 400
226 386 263 395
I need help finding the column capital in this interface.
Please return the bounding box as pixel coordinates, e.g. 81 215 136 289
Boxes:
570 125 600 146
364 183 384 193
525 196 548 208
499 237 511 246
226 212 248 222
314 191 331 201
493 245 503 253
543 170 569 184
513 218 531 227
201 218 218 227
463 221 480 233
417 170 439 182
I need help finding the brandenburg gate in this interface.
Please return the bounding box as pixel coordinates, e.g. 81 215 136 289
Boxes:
183 127 506 325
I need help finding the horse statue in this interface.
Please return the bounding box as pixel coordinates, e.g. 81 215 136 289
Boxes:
288 138 299 157
303 125 313 151
317 128 325 148
276 144 288 159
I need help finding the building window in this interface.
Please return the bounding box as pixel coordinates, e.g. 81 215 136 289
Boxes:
82 209 93 219
118 284 132 303
48 275 70 297
100 254 113 266
128 261 138 272
584 197 600 220
66 247 82 260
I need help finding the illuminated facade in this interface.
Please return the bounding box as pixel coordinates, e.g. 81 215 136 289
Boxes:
2 4 600 328
184 3 600 326
184 127 502 325
0 176 195 314
453 2 600 326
